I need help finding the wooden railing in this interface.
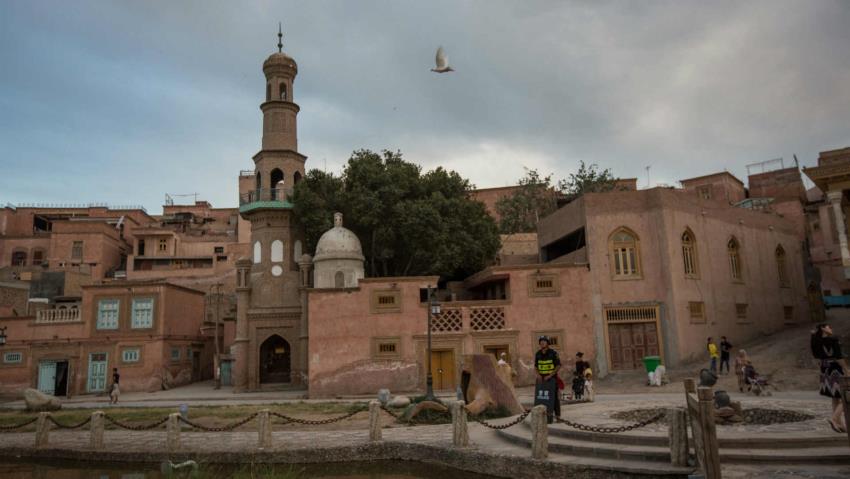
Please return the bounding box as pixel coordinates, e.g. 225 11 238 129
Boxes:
684 378 720 479
36 308 81 324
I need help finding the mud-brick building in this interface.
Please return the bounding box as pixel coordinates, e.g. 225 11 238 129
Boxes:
0 281 209 397
537 186 809 375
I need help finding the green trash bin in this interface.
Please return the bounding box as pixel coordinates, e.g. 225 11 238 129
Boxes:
642 356 661 373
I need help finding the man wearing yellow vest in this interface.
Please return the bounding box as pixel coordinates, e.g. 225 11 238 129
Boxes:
534 335 561 422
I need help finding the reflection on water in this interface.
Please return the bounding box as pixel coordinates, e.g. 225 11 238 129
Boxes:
0 459 500 479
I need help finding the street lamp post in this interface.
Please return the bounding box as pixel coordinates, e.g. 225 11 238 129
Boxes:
213 283 222 390
424 285 441 402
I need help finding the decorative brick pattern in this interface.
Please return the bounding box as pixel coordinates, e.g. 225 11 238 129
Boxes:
470 307 505 331
433 308 462 332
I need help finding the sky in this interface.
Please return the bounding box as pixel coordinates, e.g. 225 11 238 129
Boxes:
1 1 849 213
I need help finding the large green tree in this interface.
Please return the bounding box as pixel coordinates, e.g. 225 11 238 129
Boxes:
558 161 618 196
494 168 558 234
293 149 500 280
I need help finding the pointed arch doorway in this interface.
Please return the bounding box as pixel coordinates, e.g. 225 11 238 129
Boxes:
259 335 291 384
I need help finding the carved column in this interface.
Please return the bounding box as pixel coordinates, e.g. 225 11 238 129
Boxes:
233 257 252 392
827 190 850 277
297 254 313 389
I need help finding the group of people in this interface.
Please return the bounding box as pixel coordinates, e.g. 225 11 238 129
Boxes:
533 335 593 421
708 336 767 394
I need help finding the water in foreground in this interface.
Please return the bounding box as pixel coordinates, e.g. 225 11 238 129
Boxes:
0 459 502 479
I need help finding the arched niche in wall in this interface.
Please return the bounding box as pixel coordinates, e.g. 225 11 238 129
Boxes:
253 241 262 264
271 240 284 263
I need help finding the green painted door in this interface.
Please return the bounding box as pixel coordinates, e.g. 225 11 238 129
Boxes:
37 361 57 395
87 352 108 393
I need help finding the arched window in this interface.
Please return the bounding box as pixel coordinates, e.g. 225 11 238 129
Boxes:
266 83 271 101
334 271 345 288
776 245 789 287
609 228 641 278
32 249 44 266
270 169 284 200
255 171 262 194
271 240 284 263
279 83 287 100
293 240 302 261
728 237 743 281
681 229 698 278
11 250 27 266
253 241 262 264
293 171 302 184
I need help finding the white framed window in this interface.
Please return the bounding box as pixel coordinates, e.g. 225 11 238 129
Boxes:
96 299 120 330
3 352 23 364
171 347 181 361
131 298 154 329
122 348 140 363
271 240 284 263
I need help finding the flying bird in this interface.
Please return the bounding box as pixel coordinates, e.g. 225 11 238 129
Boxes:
431 46 455 73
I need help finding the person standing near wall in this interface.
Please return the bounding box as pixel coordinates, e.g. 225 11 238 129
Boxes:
534 336 561 422
811 324 849 433
109 368 120 405
707 337 719 374
720 336 733 374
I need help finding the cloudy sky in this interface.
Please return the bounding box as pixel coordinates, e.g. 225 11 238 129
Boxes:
1 1 848 212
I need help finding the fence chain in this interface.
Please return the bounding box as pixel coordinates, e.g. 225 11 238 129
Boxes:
379 405 402 419
177 413 259 432
47 416 92 429
103 414 169 431
555 412 665 434
472 409 531 430
269 408 363 426
0 417 38 430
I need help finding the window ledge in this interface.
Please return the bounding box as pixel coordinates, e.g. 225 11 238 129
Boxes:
612 276 644 281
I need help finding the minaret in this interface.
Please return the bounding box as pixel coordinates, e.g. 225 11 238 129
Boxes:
234 26 308 391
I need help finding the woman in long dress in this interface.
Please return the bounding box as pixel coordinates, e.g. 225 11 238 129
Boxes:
811 324 849 433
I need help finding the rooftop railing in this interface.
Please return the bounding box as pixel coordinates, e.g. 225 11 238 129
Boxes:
36 308 81 324
239 188 295 207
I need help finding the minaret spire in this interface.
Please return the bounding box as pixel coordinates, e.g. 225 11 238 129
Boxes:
277 22 283 53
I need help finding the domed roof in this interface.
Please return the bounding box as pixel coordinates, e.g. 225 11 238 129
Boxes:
263 52 298 70
313 213 365 262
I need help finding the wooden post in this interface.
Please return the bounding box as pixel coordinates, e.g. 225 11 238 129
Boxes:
89 411 104 450
697 386 721 479
257 409 272 449
34 412 50 448
166 413 181 450
368 401 381 442
667 408 688 467
529 405 548 460
840 377 850 449
450 400 469 447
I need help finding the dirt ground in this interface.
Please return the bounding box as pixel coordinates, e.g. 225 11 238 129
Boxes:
595 309 850 394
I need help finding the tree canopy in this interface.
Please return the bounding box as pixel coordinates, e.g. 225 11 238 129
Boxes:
293 149 500 280
496 161 620 234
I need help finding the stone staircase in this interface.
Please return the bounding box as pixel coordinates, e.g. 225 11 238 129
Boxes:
492 418 850 470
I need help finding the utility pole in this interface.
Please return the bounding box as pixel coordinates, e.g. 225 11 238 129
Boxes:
213 283 222 390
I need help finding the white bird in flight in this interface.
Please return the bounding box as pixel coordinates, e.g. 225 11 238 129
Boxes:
431 46 455 73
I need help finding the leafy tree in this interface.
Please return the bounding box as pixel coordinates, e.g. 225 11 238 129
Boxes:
292 149 500 280
558 161 618 196
495 168 558 234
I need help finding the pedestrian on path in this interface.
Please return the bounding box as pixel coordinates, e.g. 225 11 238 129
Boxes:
534 336 561 422
707 337 719 374
720 336 733 374
811 324 849 433
734 349 749 392
109 368 120 405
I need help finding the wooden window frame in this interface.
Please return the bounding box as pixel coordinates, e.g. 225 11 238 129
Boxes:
681 229 700 279
130 297 155 329
528 273 560 297
3 352 23 364
688 301 706 324
609 227 642 280
727 237 743 283
96 299 120 330
372 336 402 359
71 241 83 261
370 289 402 314
697 185 712 200
121 347 141 364
170 347 181 362
735 303 749 323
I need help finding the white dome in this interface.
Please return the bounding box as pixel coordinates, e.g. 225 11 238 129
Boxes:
313 213 365 262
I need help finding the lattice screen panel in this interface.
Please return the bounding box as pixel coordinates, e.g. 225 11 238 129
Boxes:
470 307 505 331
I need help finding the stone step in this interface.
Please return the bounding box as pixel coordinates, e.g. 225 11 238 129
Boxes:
539 421 848 449
501 423 850 465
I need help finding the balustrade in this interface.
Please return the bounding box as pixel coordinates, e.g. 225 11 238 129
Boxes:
35 308 80 324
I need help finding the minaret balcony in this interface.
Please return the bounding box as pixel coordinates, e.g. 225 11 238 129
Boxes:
239 187 294 213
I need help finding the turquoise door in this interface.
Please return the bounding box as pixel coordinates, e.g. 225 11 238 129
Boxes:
87 353 108 393
220 360 232 386
37 361 57 395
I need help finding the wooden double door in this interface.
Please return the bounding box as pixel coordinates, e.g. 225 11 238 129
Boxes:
608 322 660 370
430 350 456 391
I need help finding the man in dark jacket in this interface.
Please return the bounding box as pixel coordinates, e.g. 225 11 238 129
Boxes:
534 336 561 422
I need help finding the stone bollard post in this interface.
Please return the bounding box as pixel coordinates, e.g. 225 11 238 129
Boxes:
34 412 50 448
529 405 548 460
450 400 469 447
90 411 105 450
368 401 381 442
257 409 272 449
667 408 688 467
166 413 181 450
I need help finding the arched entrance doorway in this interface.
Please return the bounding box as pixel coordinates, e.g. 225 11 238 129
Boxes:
259 335 291 383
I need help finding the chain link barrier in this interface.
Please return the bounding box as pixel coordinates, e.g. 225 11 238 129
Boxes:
0 417 38 431
177 413 259 432
471 409 531 430
47 416 92 429
555 411 665 434
379 405 402 420
269 408 364 426
103 414 170 431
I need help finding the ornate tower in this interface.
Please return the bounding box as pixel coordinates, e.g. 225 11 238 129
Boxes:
234 26 309 391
